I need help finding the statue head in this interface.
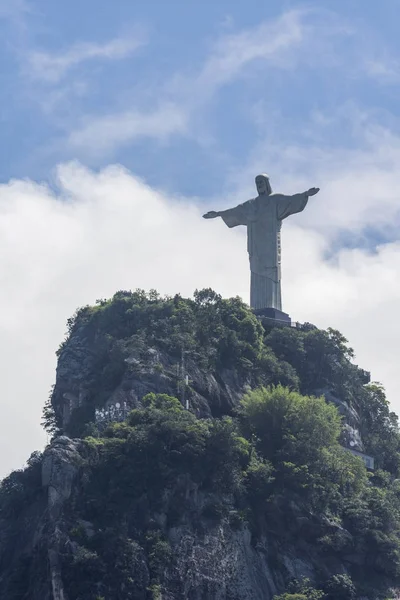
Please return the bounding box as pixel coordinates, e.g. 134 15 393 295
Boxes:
255 174 272 196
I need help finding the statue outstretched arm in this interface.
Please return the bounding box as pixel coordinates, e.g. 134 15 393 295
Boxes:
277 187 320 221
203 201 250 228
305 187 320 197
203 210 222 219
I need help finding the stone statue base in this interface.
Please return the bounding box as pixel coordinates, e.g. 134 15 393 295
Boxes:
252 307 291 324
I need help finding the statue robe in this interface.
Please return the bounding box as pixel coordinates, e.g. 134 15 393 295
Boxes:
220 193 308 311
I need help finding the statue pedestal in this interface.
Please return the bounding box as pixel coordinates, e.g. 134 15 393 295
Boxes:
252 307 291 325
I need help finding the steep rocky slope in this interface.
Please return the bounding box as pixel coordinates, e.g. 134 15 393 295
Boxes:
1 289 399 600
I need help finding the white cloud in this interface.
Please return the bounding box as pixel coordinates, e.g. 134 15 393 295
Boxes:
365 58 400 84
28 34 146 83
1 154 400 479
192 10 305 97
64 10 325 158
68 104 187 155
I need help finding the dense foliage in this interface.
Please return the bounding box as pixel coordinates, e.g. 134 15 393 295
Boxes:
5 289 400 599
0 451 43 519
48 289 400 474
41 387 400 598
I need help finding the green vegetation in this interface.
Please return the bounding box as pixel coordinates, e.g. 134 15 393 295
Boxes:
49 289 400 474
3 289 400 598
273 577 325 599
273 574 356 599
44 386 400 598
47 289 301 435
0 451 43 519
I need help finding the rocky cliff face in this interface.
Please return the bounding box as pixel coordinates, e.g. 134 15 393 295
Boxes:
1 291 397 600
0 435 362 600
53 327 253 431
50 292 368 449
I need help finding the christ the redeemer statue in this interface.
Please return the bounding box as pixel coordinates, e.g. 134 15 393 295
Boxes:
203 174 319 314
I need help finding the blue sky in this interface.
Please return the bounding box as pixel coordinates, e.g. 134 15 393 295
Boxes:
2 0 400 475
2 0 400 198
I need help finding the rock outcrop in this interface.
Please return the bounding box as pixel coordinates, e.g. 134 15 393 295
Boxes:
0 291 395 599
42 437 83 600
0 437 354 600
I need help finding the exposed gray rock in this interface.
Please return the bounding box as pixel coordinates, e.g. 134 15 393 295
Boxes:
41 436 82 600
42 436 82 519
166 525 281 600
343 423 364 452
317 387 364 451
53 337 255 429
0 424 395 599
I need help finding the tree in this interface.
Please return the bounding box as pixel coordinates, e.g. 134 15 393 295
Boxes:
274 578 325 600
359 383 400 475
237 385 341 465
324 574 355 600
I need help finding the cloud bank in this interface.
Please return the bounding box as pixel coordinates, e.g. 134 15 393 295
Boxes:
0 159 399 478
